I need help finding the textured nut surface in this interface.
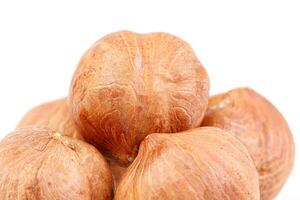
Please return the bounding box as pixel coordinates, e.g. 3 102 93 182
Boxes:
17 98 82 139
202 87 295 200
115 127 260 200
0 128 113 200
69 31 209 165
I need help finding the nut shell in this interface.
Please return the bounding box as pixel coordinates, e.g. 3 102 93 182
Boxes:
202 87 295 200
0 128 113 200
115 127 260 200
17 98 82 139
69 31 209 165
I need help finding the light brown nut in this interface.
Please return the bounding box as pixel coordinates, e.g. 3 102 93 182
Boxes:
17 98 82 140
69 31 209 165
202 87 295 200
0 127 113 200
115 127 260 200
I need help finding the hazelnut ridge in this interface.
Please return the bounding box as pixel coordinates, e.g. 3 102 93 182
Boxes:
0 31 295 200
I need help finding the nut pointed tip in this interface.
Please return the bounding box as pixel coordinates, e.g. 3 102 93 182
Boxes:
52 132 62 139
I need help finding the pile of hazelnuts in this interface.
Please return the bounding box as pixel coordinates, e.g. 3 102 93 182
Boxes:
0 31 294 200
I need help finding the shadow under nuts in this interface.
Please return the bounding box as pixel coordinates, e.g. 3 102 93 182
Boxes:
0 128 113 200
114 127 260 200
69 31 210 165
201 87 295 200
17 98 83 140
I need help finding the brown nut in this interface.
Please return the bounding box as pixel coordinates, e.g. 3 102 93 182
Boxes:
114 127 260 200
17 98 83 140
0 127 113 200
69 31 210 165
201 87 295 200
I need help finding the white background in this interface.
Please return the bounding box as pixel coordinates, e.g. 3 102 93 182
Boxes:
0 0 299 199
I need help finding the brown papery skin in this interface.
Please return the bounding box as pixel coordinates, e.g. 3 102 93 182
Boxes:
17 98 83 140
0 128 113 200
201 87 295 200
115 127 260 200
69 31 209 165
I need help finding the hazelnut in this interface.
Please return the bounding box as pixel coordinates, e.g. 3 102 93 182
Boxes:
202 87 295 200
69 31 209 165
115 127 260 200
17 98 82 140
0 127 113 200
